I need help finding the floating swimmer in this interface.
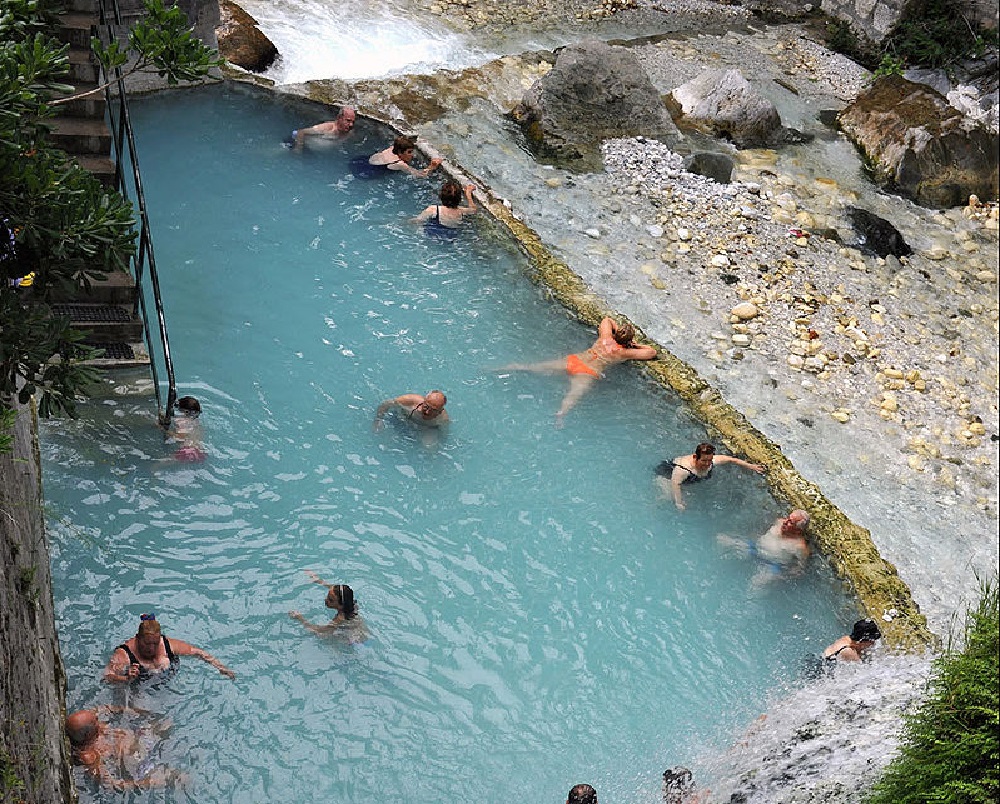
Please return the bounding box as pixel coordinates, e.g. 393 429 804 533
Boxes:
163 395 206 463
655 442 764 511
500 317 657 424
288 105 355 151
290 571 369 643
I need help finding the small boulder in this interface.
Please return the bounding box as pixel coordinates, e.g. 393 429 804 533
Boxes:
216 0 278 74
684 152 735 184
839 75 999 208
510 40 679 170
668 69 784 148
846 206 912 258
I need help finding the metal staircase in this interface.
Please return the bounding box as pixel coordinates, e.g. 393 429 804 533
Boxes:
48 0 179 423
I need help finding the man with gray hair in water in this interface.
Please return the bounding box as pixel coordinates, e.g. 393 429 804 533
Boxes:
291 105 356 150
566 783 598 804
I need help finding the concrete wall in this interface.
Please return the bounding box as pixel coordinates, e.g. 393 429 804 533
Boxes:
0 402 72 804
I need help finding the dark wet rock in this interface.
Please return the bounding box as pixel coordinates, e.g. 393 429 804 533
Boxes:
684 151 735 183
667 69 806 148
839 75 1000 208
216 0 278 73
818 109 840 128
846 206 912 258
510 40 680 171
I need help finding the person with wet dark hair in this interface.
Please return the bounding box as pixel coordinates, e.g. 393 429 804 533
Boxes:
290 570 369 642
162 395 206 462
662 766 710 803
411 180 478 229
655 442 764 511
368 134 442 177
501 316 656 424
823 618 882 663
566 783 598 804
104 613 235 682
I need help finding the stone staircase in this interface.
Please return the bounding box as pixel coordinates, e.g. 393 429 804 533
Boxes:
49 1 149 368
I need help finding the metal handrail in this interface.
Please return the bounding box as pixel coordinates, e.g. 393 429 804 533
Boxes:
93 0 178 425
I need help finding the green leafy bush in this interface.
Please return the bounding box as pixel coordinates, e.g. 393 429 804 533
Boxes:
867 583 999 804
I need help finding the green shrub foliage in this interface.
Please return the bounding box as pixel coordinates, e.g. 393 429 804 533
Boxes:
0 0 218 419
867 583 1000 804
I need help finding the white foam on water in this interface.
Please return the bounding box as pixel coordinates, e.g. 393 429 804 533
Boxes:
237 0 491 83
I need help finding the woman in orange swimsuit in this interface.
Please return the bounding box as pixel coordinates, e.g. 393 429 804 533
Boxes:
501 317 656 423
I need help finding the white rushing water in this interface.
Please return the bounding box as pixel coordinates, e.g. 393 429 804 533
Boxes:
237 0 488 83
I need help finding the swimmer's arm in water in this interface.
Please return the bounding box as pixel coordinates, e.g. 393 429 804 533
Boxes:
670 467 687 511
289 610 340 635
713 455 765 474
395 157 443 178
304 569 335 589
104 648 141 683
373 394 422 431
169 639 236 678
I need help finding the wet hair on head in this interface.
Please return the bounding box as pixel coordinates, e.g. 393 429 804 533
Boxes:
392 134 418 155
137 614 161 637
693 442 716 459
337 584 358 620
567 783 597 804
176 396 201 416
439 180 462 208
850 618 882 643
612 321 636 346
663 767 694 801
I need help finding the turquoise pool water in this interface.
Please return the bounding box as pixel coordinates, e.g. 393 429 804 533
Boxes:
42 84 851 803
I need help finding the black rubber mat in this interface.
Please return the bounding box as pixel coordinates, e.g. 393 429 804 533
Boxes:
52 304 131 322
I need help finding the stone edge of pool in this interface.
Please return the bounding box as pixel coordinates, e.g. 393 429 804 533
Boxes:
223 74 936 654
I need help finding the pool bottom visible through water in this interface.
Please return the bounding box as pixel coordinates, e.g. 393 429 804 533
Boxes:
41 84 852 804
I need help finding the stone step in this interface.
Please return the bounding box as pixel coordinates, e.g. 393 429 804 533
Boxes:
52 302 143 343
47 116 111 156
56 12 97 48
49 270 136 305
54 80 107 118
70 153 117 187
67 47 100 84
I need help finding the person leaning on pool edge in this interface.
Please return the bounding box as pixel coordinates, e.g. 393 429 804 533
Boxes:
823 618 882 663
655 442 764 511
368 134 443 178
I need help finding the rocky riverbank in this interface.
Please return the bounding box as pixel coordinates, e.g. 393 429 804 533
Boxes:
343 8 996 639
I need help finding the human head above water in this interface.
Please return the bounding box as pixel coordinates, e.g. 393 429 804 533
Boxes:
424 390 446 410
662 766 694 801
175 396 201 417
693 442 716 460
338 106 356 126
136 612 161 638
66 709 99 748
612 320 636 346
566 783 597 804
850 618 882 643
324 583 358 619
439 180 463 208
391 134 418 156
781 509 810 534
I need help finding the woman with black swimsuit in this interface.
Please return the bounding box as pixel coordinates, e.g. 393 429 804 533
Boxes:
104 613 235 682
655 442 764 511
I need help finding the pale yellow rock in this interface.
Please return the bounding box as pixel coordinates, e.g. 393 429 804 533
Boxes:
968 422 987 435
884 367 904 379
913 379 927 391
880 396 898 412
651 278 667 290
545 177 562 188
907 455 926 471
831 410 850 422
731 302 759 320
